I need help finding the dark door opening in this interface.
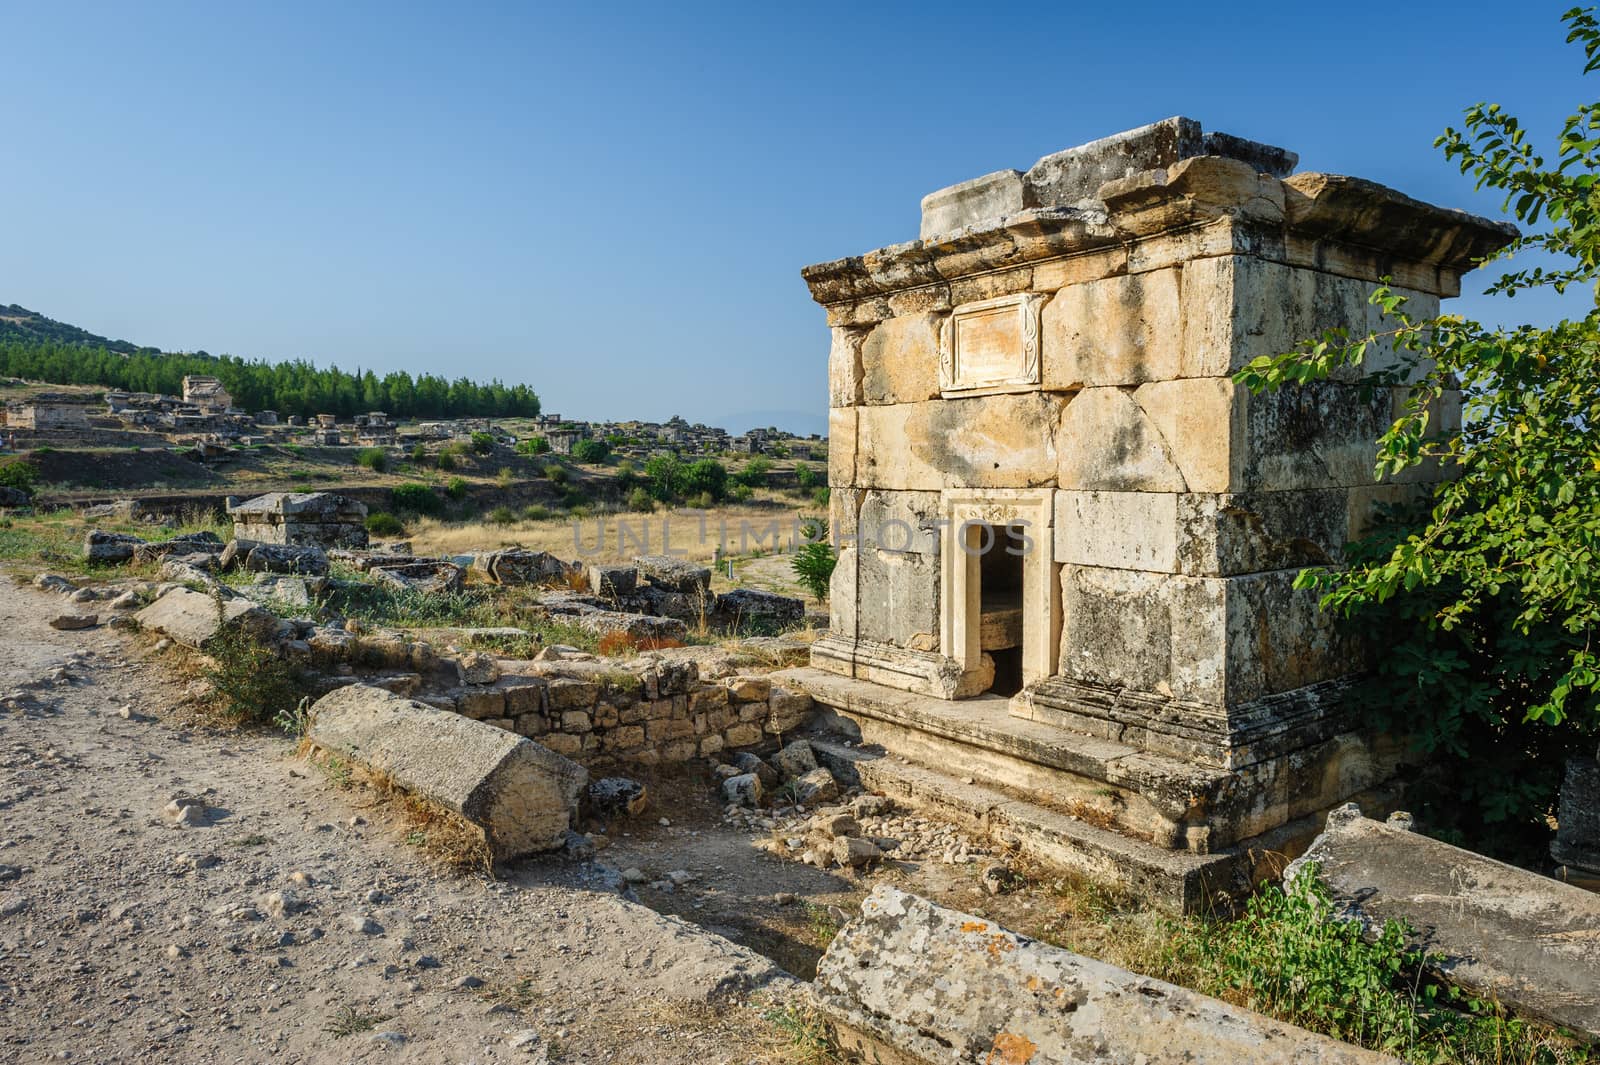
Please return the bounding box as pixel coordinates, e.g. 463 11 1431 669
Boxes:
977 522 1025 697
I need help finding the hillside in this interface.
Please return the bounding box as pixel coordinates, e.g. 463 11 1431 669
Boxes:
0 304 149 354
0 304 541 420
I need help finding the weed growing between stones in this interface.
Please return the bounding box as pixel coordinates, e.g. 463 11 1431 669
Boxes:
759 1004 841 1065
201 609 302 727
1160 866 1592 1064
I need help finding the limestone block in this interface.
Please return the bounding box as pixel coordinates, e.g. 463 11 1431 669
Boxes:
857 546 939 650
860 312 942 405
1183 256 1440 381
133 588 274 650
1132 379 1240 493
307 685 586 860
1224 569 1361 702
856 393 1064 491
814 886 1396 1065
1174 490 1347 577
1058 566 1227 705
828 545 858 640
1041 268 1184 388
858 489 941 556
1024 116 1204 209
84 531 144 563
588 564 637 597
828 326 866 408
635 554 711 593
1237 381 1390 491
1056 388 1188 492
1293 808 1600 1040
920 168 1026 238
827 407 857 488
1054 491 1180 573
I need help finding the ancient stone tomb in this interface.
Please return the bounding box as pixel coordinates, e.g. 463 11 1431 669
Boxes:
787 117 1515 903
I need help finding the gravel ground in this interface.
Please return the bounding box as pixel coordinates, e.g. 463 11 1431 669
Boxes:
0 578 798 1065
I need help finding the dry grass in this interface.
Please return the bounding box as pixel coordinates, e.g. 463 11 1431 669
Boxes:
305 746 492 873
408 502 814 566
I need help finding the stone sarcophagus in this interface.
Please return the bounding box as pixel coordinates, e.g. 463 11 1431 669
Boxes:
789 118 1514 904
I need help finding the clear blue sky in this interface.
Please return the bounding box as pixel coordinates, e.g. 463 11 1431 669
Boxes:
1 1 1588 434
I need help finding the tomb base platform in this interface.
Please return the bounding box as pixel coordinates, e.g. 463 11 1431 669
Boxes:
773 666 1405 913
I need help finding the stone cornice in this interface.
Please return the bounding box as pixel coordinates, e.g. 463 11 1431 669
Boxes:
801 156 1518 309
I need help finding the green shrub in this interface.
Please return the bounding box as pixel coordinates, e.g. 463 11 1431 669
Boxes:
515 436 550 456
366 511 405 536
436 451 457 471
546 464 569 485
0 458 39 494
794 462 819 490
730 483 754 503
523 504 551 522
561 487 588 509
355 447 389 473
445 476 468 501
791 540 837 602
391 482 442 516
810 486 831 508
409 444 428 464
570 438 611 464
1164 866 1573 1063
202 602 302 726
469 431 495 455
496 466 515 489
733 456 772 489
682 458 728 502
488 505 515 525
644 454 683 502
627 486 654 513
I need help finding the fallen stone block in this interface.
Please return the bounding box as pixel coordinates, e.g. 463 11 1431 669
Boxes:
634 555 711 594
133 531 224 564
473 548 577 585
369 560 464 595
0 485 30 508
707 588 804 632
241 574 328 607
84 530 145 563
567 609 686 643
588 564 638 597
49 613 98 631
133 588 274 649
307 685 587 861
221 538 329 576
1289 804 1600 1040
815 885 1397 1065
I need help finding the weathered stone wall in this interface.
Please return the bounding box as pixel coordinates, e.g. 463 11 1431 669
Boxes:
285 628 814 768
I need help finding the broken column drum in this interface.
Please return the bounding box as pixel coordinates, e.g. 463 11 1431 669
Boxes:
798 117 1514 889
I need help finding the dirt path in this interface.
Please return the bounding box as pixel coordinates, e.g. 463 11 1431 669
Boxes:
0 580 795 1065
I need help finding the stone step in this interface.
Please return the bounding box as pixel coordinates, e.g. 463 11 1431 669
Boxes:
810 738 1240 914
774 666 1234 849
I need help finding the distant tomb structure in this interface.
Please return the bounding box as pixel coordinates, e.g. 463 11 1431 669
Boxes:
228 491 368 549
791 117 1515 909
4 392 94 430
181 375 232 414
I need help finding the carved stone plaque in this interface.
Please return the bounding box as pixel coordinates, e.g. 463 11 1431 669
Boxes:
938 293 1043 395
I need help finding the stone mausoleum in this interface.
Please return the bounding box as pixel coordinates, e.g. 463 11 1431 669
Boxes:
778 118 1514 910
